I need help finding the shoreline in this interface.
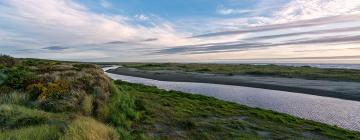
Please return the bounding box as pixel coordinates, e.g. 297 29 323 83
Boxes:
107 67 360 102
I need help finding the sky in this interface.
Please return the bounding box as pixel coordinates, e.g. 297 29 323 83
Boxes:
0 0 360 63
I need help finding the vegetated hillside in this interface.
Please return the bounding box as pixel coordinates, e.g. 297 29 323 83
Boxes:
1 55 359 140
115 81 360 140
122 63 360 82
0 55 138 140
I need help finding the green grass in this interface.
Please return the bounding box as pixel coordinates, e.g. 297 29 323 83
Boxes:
107 82 141 139
114 80 360 140
0 124 61 140
60 116 118 140
0 104 67 140
0 104 119 140
1 56 360 139
122 63 360 82
0 56 124 140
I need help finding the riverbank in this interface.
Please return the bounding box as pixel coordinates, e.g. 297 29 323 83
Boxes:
107 67 360 101
114 80 360 139
2 55 360 139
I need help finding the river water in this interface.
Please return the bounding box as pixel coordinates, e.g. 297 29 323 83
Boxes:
103 67 360 131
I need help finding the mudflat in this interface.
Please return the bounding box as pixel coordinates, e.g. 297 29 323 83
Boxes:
107 67 360 101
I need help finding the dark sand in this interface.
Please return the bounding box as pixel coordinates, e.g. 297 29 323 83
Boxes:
107 67 360 101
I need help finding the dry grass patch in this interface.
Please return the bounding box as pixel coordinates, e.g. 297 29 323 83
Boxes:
61 116 118 140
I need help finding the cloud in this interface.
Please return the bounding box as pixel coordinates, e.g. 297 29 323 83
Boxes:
272 0 360 23
0 0 197 61
42 46 69 51
100 0 111 8
244 26 360 40
192 14 360 38
0 0 360 63
104 38 158 45
217 55 360 61
195 0 360 38
216 6 253 15
142 38 158 42
135 14 149 21
156 35 360 54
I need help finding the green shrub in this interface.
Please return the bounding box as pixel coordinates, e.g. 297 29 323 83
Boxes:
0 55 17 67
73 63 98 71
2 67 36 89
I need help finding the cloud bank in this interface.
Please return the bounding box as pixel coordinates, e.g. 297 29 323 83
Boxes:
0 0 359 63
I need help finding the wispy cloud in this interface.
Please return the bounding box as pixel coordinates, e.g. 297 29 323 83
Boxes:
135 14 149 21
244 26 360 40
216 6 253 15
100 0 111 8
0 0 360 63
193 14 360 38
156 35 360 54
42 46 69 51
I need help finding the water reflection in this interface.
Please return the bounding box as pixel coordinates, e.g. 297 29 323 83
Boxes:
103 67 360 131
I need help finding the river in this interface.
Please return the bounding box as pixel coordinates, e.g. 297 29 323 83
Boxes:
103 66 360 131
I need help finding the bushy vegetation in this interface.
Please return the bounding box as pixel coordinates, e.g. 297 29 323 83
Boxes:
123 63 360 82
1 55 359 140
115 81 360 139
0 55 135 140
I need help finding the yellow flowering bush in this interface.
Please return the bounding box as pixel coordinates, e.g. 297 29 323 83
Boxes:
27 80 70 100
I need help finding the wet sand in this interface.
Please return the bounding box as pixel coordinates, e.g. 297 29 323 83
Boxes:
107 67 360 101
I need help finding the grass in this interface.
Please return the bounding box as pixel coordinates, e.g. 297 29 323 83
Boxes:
0 104 67 140
122 63 360 82
0 55 126 140
114 80 360 140
0 104 119 140
1 55 360 139
0 91 29 105
60 116 118 140
107 82 141 139
0 124 61 140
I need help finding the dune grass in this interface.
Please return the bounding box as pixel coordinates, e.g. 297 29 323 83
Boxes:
0 124 61 140
114 80 360 140
1 55 360 139
122 63 360 82
0 104 120 140
0 56 129 140
60 116 118 140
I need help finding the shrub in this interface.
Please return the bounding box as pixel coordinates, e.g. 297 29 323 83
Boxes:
27 80 70 101
0 55 17 67
73 63 97 71
26 83 46 100
2 67 36 89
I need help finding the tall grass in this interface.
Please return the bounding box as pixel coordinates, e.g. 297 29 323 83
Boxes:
0 124 61 140
0 91 29 105
107 81 140 139
60 117 118 140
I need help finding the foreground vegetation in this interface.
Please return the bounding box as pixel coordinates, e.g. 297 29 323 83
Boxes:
115 81 360 139
121 63 360 82
0 55 137 139
1 55 359 139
